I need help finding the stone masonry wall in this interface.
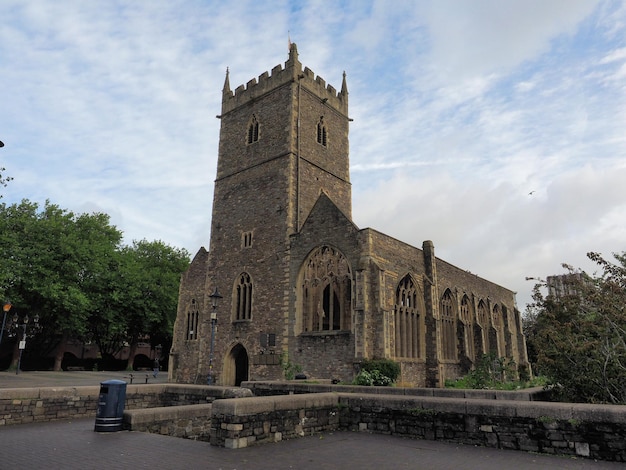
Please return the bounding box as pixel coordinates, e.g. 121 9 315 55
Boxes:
0 384 217 427
210 390 626 462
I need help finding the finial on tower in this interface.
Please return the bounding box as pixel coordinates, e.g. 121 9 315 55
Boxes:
341 70 348 95
222 67 231 94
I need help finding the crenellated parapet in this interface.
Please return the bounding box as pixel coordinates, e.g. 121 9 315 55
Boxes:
221 43 348 116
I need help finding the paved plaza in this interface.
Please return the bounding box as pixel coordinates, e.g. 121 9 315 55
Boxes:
1 371 623 469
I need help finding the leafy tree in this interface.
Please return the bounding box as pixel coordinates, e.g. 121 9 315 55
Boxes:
105 240 190 370
0 200 122 370
0 146 11 198
525 252 626 404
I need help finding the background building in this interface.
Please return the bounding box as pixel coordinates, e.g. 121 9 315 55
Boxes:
170 45 529 387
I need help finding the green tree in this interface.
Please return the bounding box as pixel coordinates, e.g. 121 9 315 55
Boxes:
0 200 122 370
0 146 11 198
525 252 626 404
109 240 189 370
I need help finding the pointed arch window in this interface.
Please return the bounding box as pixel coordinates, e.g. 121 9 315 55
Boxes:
459 295 474 361
247 115 259 144
234 272 253 321
476 299 489 356
394 275 422 359
317 116 327 147
440 289 456 360
186 299 199 341
300 246 352 333
492 304 505 356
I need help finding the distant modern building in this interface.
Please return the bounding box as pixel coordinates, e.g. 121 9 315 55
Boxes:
546 273 585 300
169 44 530 387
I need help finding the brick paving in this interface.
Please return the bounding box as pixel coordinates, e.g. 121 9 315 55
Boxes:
1 371 624 469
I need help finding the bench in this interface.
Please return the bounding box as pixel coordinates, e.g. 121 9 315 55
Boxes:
66 366 85 371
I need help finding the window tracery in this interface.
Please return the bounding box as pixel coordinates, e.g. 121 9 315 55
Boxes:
394 275 422 359
300 246 351 332
440 289 456 360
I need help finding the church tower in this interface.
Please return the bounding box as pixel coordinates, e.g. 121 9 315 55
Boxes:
171 44 352 385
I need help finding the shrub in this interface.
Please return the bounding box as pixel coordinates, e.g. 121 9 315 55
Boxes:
353 358 400 386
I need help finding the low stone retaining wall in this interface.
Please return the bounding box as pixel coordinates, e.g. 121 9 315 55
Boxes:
210 393 339 448
123 403 213 441
0 384 231 426
210 392 626 462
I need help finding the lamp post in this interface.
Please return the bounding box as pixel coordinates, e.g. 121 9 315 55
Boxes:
207 287 222 385
0 301 11 347
12 312 40 375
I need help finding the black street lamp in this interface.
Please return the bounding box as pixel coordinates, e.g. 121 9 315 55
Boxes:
11 312 40 375
0 301 11 347
207 287 222 385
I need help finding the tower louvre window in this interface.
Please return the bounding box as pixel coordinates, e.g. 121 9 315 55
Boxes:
242 231 253 248
247 115 259 144
317 117 327 147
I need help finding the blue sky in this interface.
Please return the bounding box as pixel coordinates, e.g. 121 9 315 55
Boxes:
1 0 625 309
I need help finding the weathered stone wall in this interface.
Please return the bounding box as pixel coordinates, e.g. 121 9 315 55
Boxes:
0 384 219 427
210 393 340 448
123 404 213 441
339 394 626 462
210 389 626 462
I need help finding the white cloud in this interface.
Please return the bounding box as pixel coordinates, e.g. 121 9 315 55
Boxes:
1 0 625 311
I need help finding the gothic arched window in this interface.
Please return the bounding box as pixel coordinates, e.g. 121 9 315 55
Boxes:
394 275 423 359
440 289 456 360
234 272 253 321
459 295 474 361
300 246 351 333
476 299 489 355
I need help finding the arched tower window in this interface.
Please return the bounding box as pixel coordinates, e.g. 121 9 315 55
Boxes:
234 272 253 321
316 116 327 147
186 299 199 341
394 275 423 359
247 115 259 144
300 246 351 333
440 289 456 360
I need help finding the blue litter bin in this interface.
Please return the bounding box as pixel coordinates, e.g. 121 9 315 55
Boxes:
94 379 127 432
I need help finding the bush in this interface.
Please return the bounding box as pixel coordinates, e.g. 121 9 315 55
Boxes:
353 358 400 386
353 369 393 386
360 358 400 382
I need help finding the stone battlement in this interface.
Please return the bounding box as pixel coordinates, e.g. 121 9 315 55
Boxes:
221 43 348 116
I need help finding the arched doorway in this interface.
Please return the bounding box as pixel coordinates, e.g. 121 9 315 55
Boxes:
223 343 249 386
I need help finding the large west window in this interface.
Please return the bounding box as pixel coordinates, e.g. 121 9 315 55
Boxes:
300 246 351 333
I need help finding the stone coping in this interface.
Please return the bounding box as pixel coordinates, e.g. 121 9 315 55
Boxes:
124 403 213 426
211 392 338 416
338 393 626 421
241 381 549 401
0 383 226 400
